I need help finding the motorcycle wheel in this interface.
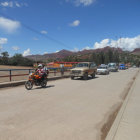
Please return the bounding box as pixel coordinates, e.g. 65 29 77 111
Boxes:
41 79 47 88
25 81 33 90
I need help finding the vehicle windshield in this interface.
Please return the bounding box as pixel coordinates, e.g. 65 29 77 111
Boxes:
98 66 107 69
76 63 89 67
108 64 116 67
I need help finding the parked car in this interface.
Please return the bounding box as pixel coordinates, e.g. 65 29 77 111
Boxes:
119 64 126 70
132 65 137 68
125 65 128 69
70 62 97 80
108 63 118 72
97 64 109 75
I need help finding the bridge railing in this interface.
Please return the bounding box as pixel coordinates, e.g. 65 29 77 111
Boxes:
0 68 71 83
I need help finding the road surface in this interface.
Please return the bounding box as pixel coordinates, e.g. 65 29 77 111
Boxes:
0 68 139 140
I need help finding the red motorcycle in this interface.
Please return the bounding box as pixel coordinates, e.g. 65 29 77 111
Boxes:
25 72 48 90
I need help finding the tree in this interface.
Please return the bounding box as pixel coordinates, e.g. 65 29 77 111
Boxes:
1 51 9 64
9 53 34 66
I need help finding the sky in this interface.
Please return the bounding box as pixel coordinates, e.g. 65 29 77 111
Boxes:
0 0 140 56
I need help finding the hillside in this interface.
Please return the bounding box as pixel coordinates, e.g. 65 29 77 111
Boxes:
132 48 140 56
26 46 123 61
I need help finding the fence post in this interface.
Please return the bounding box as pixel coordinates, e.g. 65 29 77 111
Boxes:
54 69 56 76
9 70 12 82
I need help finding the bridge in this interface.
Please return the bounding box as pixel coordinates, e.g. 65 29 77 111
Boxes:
0 68 139 140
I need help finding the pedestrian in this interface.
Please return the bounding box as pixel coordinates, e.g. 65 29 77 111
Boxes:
60 64 64 76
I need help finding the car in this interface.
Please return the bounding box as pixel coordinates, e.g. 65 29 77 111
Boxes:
97 64 109 75
132 65 137 68
125 65 128 69
70 62 97 80
119 64 126 70
108 63 118 72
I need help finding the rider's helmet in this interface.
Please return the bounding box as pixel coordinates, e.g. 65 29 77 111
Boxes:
38 64 43 68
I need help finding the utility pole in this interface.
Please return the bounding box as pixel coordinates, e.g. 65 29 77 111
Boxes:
119 37 122 49
0 44 2 56
115 36 118 48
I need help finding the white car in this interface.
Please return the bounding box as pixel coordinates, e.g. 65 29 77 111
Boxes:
108 63 118 72
97 65 109 75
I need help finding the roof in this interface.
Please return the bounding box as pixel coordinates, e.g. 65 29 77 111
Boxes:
55 62 79 64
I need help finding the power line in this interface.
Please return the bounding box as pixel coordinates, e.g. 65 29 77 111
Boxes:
0 12 72 50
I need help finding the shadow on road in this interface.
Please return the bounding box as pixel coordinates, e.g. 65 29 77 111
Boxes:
33 85 55 90
73 76 99 81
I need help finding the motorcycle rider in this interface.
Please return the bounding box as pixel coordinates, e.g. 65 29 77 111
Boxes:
36 64 46 81
42 64 49 75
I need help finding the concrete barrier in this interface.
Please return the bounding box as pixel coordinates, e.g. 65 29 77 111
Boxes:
0 75 70 89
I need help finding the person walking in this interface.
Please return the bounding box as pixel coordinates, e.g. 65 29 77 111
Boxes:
60 64 64 76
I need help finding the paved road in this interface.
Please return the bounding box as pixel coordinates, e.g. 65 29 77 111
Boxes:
106 68 140 140
0 68 138 140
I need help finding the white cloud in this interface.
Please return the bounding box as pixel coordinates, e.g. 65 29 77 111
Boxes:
15 2 21 7
72 48 79 52
12 46 19 51
44 52 48 54
0 46 3 50
75 0 96 6
55 50 60 53
0 17 20 33
69 20 80 27
41 30 48 34
94 39 110 49
23 48 31 56
33 37 39 41
93 35 140 51
66 0 96 6
82 46 91 50
0 38 8 44
0 1 28 8
0 1 13 7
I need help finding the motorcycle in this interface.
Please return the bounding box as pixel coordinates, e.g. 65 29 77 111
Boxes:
25 72 48 90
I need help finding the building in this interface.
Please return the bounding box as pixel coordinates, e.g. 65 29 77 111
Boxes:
47 61 79 68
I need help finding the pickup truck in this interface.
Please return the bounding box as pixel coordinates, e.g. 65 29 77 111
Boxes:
70 62 97 80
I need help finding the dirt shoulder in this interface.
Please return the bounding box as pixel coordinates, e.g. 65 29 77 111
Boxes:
0 65 33 69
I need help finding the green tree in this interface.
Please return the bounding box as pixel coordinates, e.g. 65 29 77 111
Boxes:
1 51 9 64
10 53 34 66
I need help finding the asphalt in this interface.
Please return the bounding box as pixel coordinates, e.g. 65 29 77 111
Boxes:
106 69 140 140
0 68 139 140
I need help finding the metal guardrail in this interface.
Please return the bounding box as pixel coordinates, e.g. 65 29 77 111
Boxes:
0 68 71 82
0 69 34 82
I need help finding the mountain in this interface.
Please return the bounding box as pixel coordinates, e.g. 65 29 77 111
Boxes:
26 49 75 61
26 47 123 61
132 48 140 55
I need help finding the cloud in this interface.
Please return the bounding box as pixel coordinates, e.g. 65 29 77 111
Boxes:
94 39 110 49
0 1 28 8
33 37 39 41
82 46 91 50
69 20 80 27
41 30 48 34
93 35 140 51
44 52 48 54
55 50 60 53
66 0 96 6
0 17 20 33
12 46 19 51
23 48 31 56
0 46 3 51
0 38 8 44
72 48 79 52
0 1 13 7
